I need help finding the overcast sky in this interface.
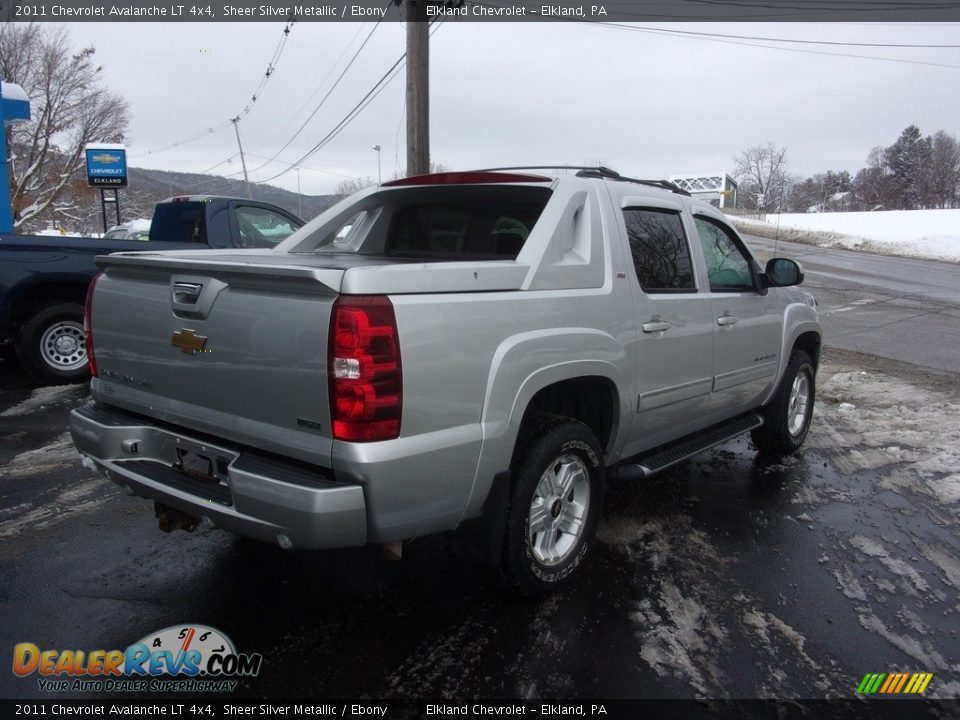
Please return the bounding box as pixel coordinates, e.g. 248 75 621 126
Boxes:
58 20 960 196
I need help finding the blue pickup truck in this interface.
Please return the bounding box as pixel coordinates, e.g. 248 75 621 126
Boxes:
0 195 303 384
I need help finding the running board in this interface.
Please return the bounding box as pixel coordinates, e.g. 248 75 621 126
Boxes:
612 412 764 480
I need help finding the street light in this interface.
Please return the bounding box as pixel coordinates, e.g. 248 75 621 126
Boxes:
295 167 302 218
372 144 381 184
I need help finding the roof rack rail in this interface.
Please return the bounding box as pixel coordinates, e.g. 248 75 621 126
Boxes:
472 165 691 196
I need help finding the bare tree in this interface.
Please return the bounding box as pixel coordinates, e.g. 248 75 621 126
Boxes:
335 176 377 197
734 142 789 212
0 23 130 231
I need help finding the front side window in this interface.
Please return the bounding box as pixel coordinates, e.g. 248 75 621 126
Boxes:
235 206 300 248
622 208 695 292
694 216 755 292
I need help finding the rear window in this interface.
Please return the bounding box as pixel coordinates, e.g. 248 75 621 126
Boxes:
290 185 552 259
390 202 544 259
149 203 206 244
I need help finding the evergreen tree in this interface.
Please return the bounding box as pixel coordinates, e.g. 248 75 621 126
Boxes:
885 125 929 210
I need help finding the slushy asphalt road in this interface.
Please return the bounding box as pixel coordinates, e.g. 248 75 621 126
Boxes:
744 235 960 375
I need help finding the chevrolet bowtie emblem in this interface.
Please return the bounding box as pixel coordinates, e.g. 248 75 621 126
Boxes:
171 328 208 354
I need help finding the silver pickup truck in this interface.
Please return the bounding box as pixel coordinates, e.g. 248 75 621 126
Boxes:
70 168 820 595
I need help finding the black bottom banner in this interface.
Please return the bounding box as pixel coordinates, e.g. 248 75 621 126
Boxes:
2 699 956 720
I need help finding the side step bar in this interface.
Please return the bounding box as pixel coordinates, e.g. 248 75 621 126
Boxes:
611 412 764 481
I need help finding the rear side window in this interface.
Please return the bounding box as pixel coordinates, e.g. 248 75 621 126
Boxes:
622 208 695 292
149 203 206 244
388 194 549 259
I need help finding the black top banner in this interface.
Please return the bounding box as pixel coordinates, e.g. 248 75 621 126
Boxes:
2 0 960 22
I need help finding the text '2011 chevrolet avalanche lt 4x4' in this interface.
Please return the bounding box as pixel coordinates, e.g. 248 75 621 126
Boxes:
70 168 820 596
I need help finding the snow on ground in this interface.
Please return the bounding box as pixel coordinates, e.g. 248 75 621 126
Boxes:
808 369 960 510
0 432 82 478
732 208 960 263
0 384 87 417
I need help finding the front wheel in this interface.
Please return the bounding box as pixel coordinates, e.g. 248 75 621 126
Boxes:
501 418 605 597
15 303 89 385
751 350 815 455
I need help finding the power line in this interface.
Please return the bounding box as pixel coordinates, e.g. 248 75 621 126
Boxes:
598 21 960 48
591 22 960 68
251 22 372 153
128 122 232 160
129 20 296 160
256 55 407 184
236 18 297 120
256 19 446 186
245 15 388 175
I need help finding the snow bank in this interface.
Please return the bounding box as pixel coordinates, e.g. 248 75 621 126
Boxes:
734 209 960 263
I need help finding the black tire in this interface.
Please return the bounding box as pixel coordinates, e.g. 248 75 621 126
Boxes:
751 350 815 456
0 344 16 364
15 303 89 385
501 417 605 597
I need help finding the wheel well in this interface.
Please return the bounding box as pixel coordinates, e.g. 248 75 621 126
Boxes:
7 282 88 329
793 331 821 370
521 376 617 453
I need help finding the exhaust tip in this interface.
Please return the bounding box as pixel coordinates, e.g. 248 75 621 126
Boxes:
383 541 403 561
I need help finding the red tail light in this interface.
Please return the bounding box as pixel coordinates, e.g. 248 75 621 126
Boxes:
329 296 402 442
84 273 102 378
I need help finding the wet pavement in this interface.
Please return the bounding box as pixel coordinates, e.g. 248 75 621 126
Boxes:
1 348 958 701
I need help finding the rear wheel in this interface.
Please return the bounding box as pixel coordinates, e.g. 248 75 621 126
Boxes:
15 303 89 385
501 418 604 597
752 350 815 455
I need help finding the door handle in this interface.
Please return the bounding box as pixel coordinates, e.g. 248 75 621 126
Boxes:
717 314 739 327
642 320 672 334
172 282 203 305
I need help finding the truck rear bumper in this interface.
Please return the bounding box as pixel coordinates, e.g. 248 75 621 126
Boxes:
69 403 366 550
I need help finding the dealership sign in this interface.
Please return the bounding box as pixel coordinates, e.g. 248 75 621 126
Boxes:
85 144 128 187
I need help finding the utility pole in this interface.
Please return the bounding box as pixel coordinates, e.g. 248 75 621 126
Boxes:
231 116 253 199
406 0 429 177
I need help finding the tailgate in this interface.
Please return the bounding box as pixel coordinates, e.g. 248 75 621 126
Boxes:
89 253 345 468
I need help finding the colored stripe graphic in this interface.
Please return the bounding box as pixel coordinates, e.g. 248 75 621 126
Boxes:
880 673 899 693
857 672 933 694
867 673 886 693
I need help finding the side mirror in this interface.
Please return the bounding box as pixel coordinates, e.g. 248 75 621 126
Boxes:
765 258 804 287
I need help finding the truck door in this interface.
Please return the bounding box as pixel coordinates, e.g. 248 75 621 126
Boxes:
619 203 717 454
692 214 782 416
